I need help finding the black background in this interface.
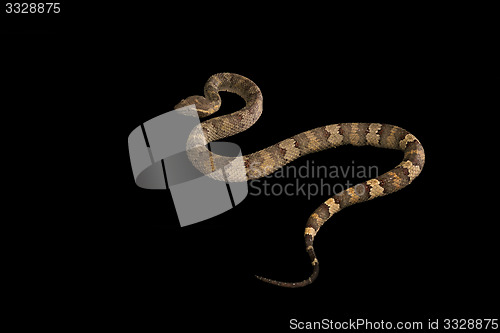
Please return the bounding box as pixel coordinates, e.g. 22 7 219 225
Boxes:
2 2 497 330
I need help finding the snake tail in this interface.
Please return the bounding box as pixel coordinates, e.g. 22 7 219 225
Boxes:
253 127 425 287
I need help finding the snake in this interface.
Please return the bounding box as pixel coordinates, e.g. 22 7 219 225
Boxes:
174 73 425 288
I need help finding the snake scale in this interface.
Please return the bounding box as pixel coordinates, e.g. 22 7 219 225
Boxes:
175 73 425 288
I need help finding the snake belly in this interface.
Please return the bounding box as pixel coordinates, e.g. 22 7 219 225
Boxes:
175 73 425 288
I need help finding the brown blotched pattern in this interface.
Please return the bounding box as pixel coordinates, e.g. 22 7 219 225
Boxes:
175 73 425 288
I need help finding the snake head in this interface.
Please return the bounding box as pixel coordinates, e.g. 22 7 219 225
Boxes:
174 95 214 117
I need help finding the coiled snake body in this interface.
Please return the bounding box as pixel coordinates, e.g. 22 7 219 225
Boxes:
175 73 425 288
